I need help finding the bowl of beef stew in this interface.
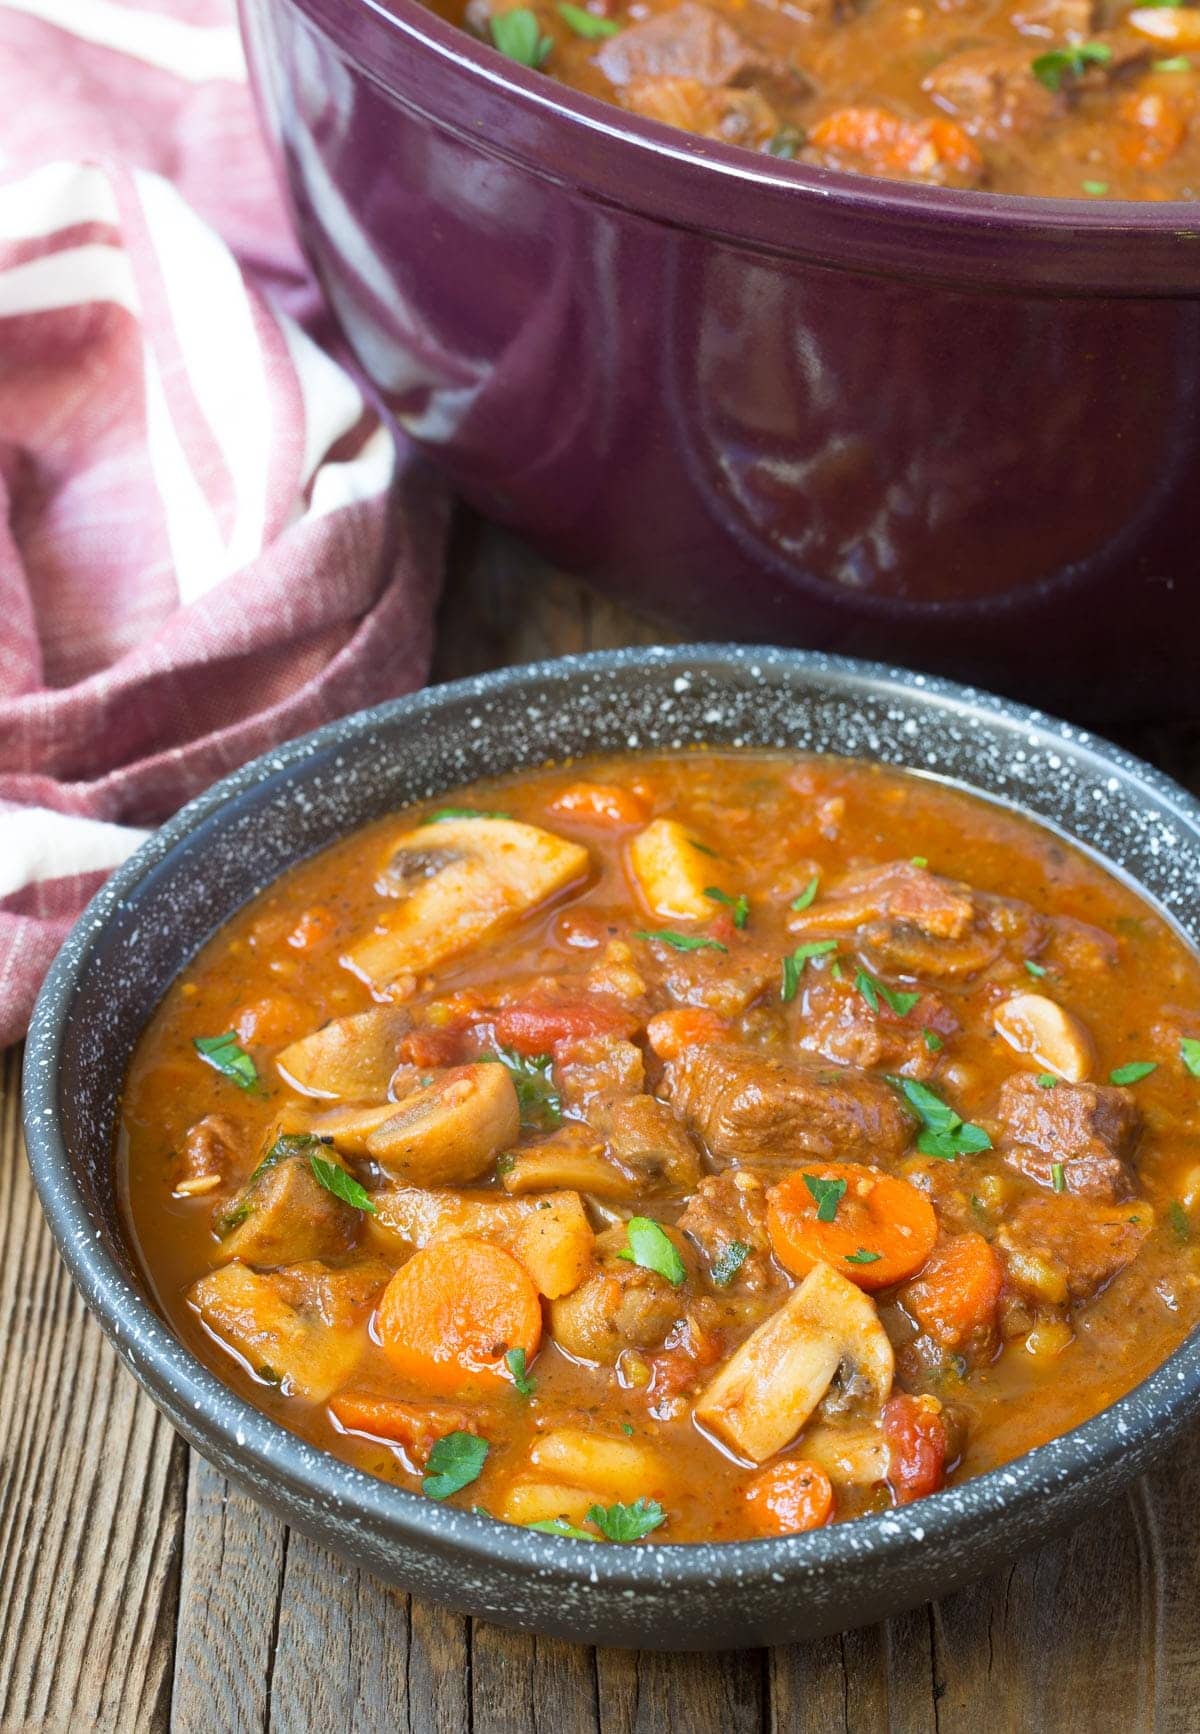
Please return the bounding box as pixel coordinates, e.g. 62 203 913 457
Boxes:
240 0 1200 717
23 645 1200 1647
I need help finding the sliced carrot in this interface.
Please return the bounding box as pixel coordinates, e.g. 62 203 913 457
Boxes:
744 1458 835 1536
287 904 339 952
808 106 983 187
328 1392 479 1463
493 998 637 1056
883 1393 947 1505
646 1007 732 1060
900 1232 1003 1351
376 1236 542 1394
1117 89 1187 168
549 782 651 828
766 1162 938 1292
233 993 308 1049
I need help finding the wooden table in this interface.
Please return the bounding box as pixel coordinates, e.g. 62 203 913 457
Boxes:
4 523 1200 1733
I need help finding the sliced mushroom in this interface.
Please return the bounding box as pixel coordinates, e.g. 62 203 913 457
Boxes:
365 1063 519 1185
693 1262 894 1464
993 992 1094 1082
501 1139 640 1200
344 818 589 994
627 818 729 921
276 1005 410 1099
216 1144 360 1267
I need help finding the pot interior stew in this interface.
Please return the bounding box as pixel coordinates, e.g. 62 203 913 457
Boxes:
120 752 1200 1545
428 0 1200 198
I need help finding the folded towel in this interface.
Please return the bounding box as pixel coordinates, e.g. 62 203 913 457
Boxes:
0 0 448 1046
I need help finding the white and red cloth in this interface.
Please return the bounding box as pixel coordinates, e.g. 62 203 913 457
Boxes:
0 0 448 1046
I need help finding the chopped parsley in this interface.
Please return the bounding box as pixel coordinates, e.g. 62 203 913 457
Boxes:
193 1032 259 1092
505 1347 536 1396
781 940 838 1002
632 928 728 954
704 887 750 928
855 969 920 1019
557 0 620 33
586 1497 666 1542
911 856 929 868
618 1217 687 1286
922 1029 943 1053
309 1155 377 1215
1036 1074 1059 1089
1081 179 1110 195
802 1173 847 1223
1051 1161 1066 1194
1181 1037 1200 1078
1031 41 1112 90
845 1248 881 1266
485 1047 562 1129
421 807 513 823
688 838 718 857
1169 1200 1191 1241
1024 959 1048 979
887 1074 992 1161
1154 55 1191 70
526 1517 598 1540
1110 1061 1158 1086
249 1130 329 1183
711 1241 751 1287
766 124 803 159
790 875 820 912
422 1431 489 1499
489 8 553 66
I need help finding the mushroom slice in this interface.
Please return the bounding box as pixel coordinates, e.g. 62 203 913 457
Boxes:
693 1262 893 1465
627 818 729 921
344 818 589 994
993 992 1094 1082
365 1063 520 1185
276 1006 410 1100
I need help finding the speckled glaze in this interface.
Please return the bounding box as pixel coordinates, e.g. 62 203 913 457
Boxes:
238 0 1200 717
22 647 1200 1650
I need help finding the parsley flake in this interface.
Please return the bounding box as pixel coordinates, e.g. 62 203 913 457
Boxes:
1051 1161 1066 1194
1031 41 1112 90
1024 959 1048 979
791 875 820 911
1036 1073 1059 1089
1181 1038 1200 1078
309 1155 377 1214
781 940 838 1002
887 1074 992 1161
922 1029 943 1053
1169 1200 1191 1242
421 806 513 823
490 9 553 66
802 1173 847 1223
632 928 728 954
1110 1061 1158 1086
711 1241 751 1287
845 1247 881 1266
1154 54 1191 70
586 1497 666 1542
618 1217 687 1286
688 838 718 858
855 969 920 1019
423 1432 489 1499
1081 178 1110 195
505 1347 536 1396
767 123 804 159
193 1032 259 1092
526 1517 598 1539
485 1048 562 1129
557 0 620 33
704 886 750 928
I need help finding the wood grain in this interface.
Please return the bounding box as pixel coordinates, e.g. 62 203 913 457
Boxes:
3 518 1200 1732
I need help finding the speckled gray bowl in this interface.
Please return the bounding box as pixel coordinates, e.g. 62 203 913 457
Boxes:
22 646 1200 1650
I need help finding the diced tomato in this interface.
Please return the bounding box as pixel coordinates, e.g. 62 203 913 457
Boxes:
287 905 338 952
646 1007 732 1060
706 910 737 947
493 998 638 1056
549 782 651 828
883 1392 948 1505
397 1026 469 1068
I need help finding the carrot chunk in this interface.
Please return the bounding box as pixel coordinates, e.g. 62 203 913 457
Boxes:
328 1392 479 1464
766 1163 938 1292
549 782 651 828
376 1237 542 1394
900 1232 1003 1351
807 106 983 187
287 904 339 952
883 1392 948 1504
744 1458 835 1535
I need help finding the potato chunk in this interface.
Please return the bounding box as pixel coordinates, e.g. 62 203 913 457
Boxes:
512 1194 595 1299
694 1262 894 1464
189 1261 363 1399
365 1064 520 1185
275 1006 410 1099
627 818 727 921
529 1427 666 1503
344 818 589 993
217 1143 360 1267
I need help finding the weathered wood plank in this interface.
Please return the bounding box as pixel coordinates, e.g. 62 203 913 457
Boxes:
0 1046 185 1733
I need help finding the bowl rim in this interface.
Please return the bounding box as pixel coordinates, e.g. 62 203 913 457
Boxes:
22 641 1200 1598
270 0 1200 294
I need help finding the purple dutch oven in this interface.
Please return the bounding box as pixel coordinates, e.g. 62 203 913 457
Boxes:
239 0 1200 713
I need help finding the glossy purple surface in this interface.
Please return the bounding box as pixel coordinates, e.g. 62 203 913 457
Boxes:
240 0 1200 714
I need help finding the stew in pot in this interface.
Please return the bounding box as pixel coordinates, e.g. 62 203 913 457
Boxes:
120 752 1200 1545
431 0 1200 198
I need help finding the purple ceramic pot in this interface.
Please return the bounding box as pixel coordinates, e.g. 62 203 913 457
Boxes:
240 0 1200 715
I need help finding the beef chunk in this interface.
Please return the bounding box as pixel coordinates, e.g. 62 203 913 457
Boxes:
997 1072 1140 1200
548 1223 689 1364
557 1036 645 1117
619 77 780 147
606 1094 702 1189
665 1042 911 1165
678 1169 777 1291
790 861 977 941
996 1194 1151 1305
1011 0 1094 38
922 45 1065 139
596 3 761 88
174 1114 243 1198
795 969 956 1076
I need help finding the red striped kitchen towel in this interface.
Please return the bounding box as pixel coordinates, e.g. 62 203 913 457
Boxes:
0 0 448 1047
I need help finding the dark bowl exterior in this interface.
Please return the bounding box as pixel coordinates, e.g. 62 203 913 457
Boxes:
21 645 1200 1649
239 0 1200 717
